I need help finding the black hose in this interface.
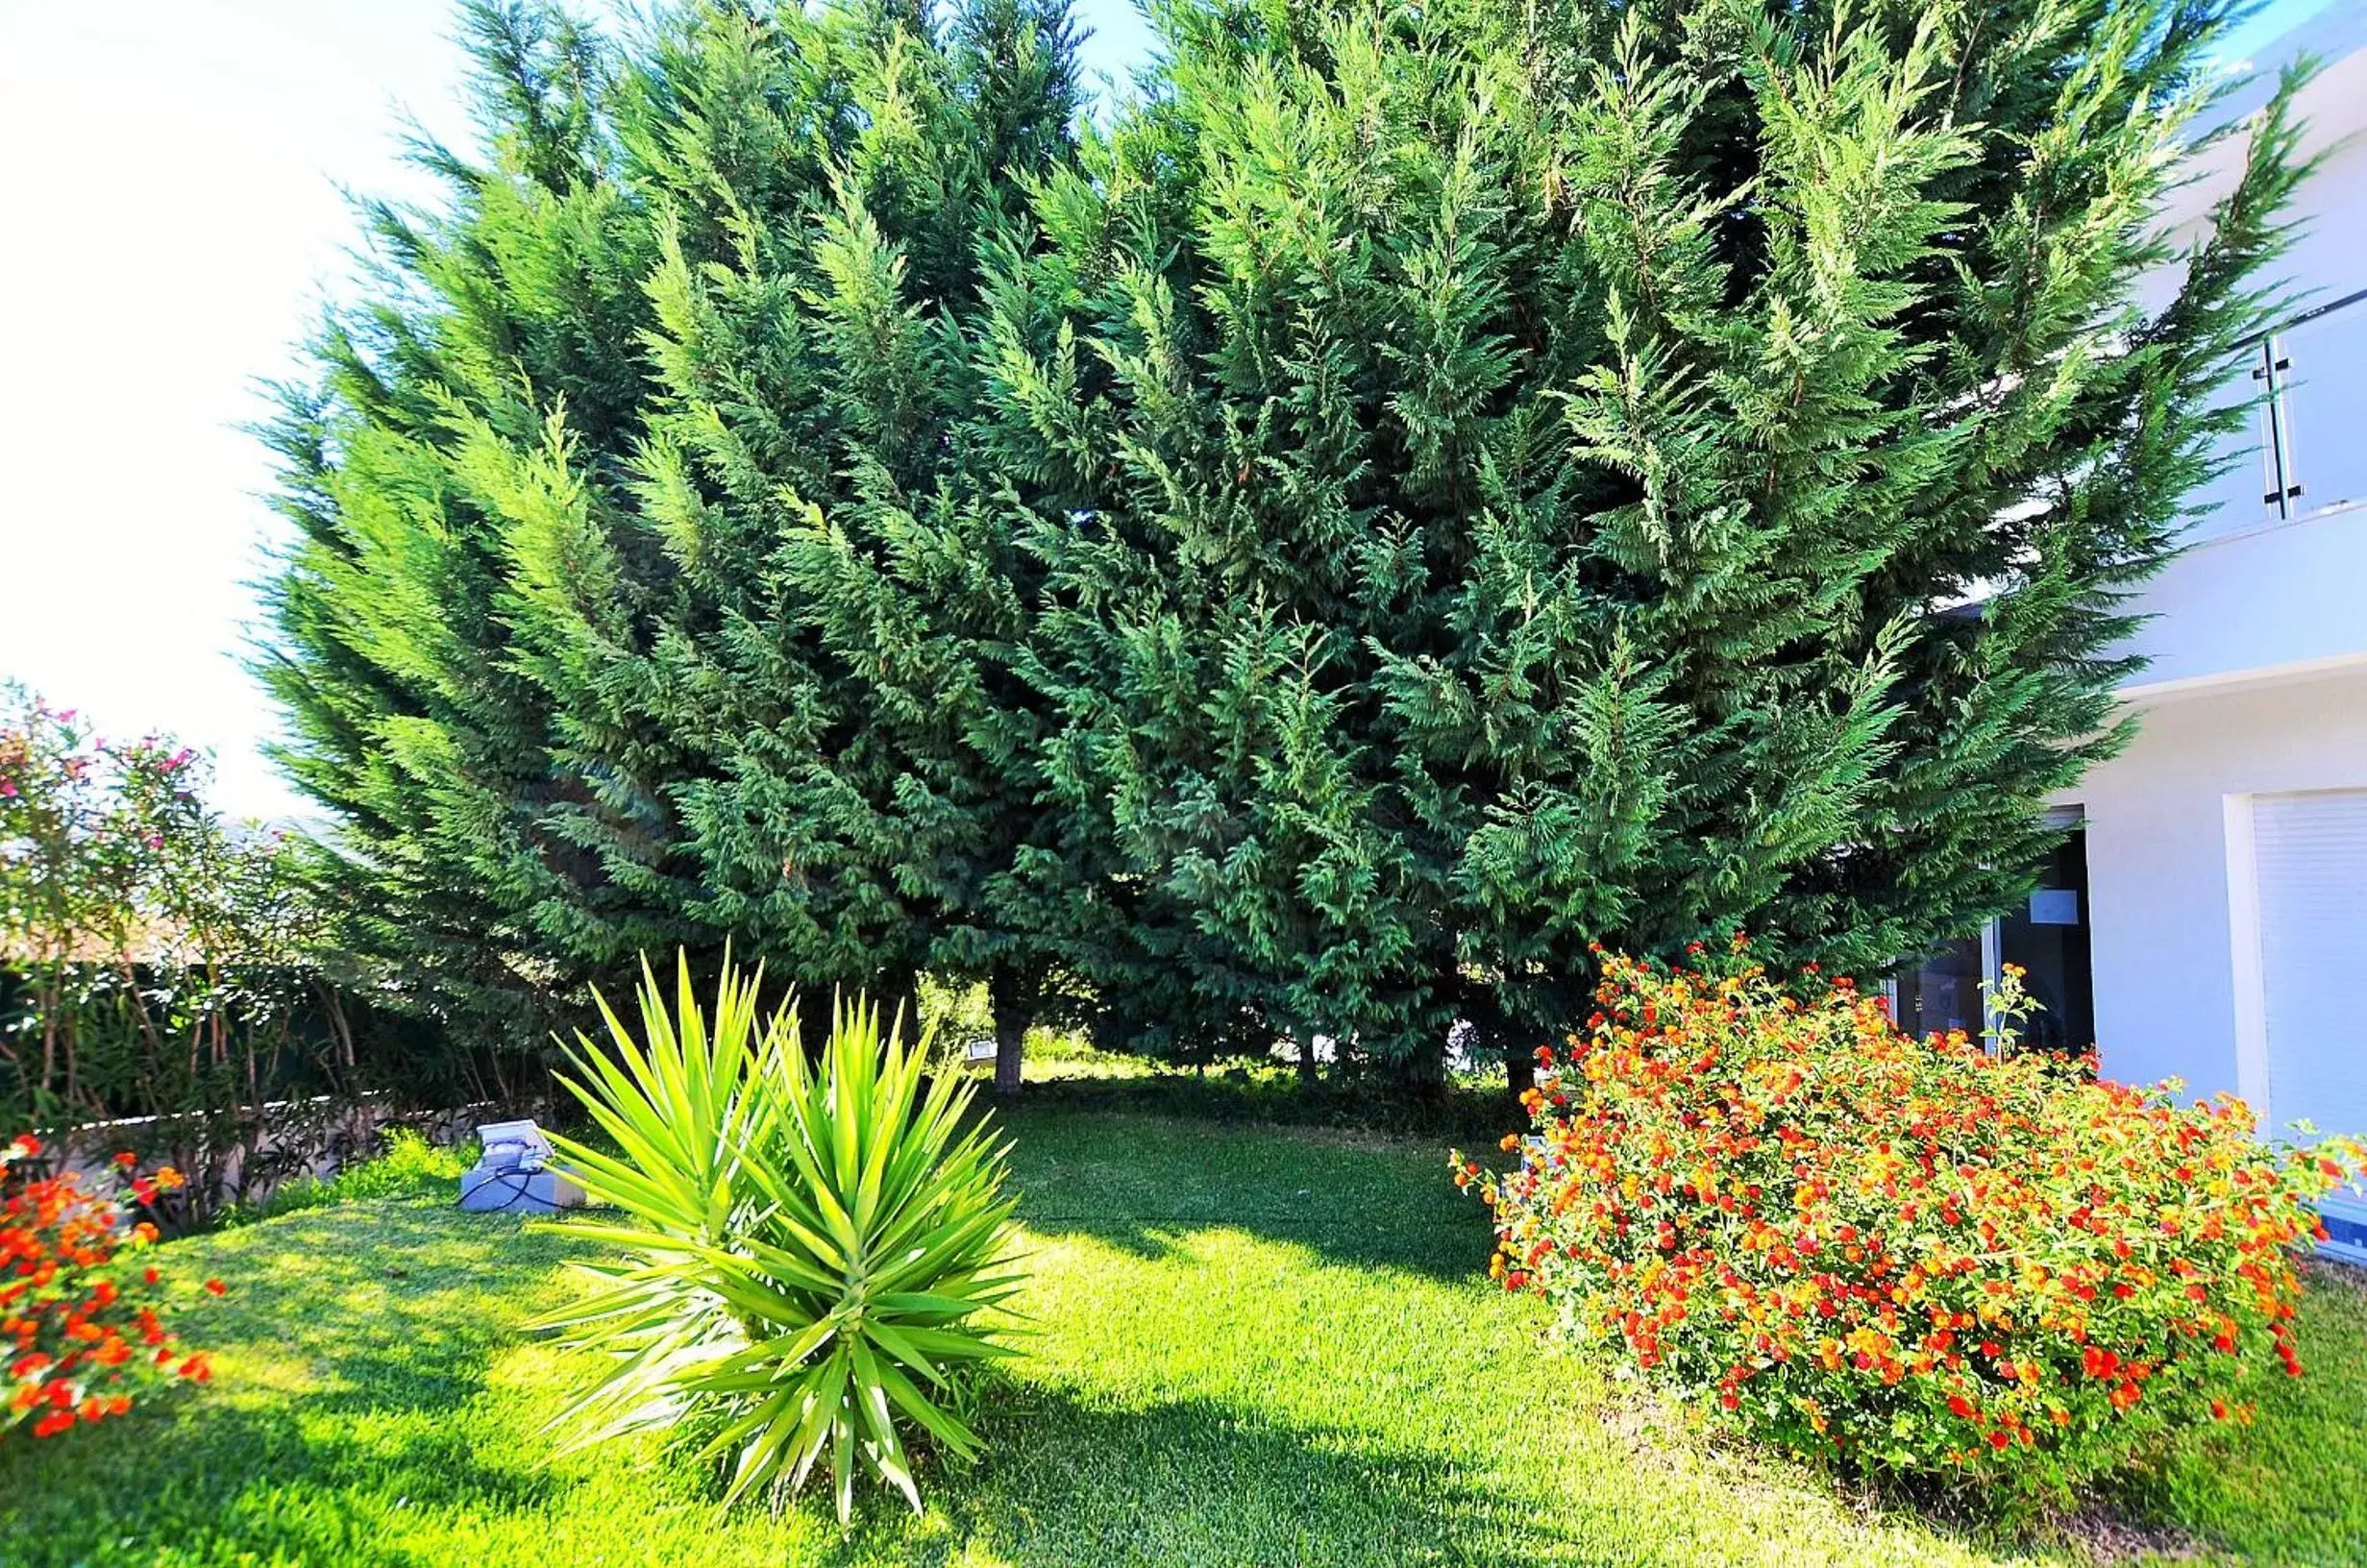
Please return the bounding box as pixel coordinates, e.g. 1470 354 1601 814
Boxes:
459 1167 548 1213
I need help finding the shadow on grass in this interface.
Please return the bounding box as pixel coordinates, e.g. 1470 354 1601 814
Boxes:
30 1120 2335 1566
0 1201 580 1567
2 1402 568 1567
0 1198 1571 1568
999 1103 1492 1283
841 1380 1590 1567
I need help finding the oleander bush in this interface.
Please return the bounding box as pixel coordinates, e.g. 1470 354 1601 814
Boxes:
539 955 1023 1523
3 1135 219 1442
0 685 414 1219
1455 946 2367 1505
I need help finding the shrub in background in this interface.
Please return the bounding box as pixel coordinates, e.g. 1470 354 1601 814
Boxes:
0 684 400 1218
539 954 1023 1523
3 1135 219 1441
228 1128 478 1227
1454 947 2367 1504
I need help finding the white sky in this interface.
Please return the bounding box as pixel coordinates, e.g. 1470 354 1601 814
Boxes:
0 0 1153 824
0 0 2313 824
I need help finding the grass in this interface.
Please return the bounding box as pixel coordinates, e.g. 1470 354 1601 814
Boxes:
215 1128 479 1227
4 1105 2362 1566
954 1034 1520 1141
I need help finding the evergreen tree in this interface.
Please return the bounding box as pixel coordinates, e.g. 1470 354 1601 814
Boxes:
259 0 1088 1065
262 0 2305 1089
991 0 2306 1077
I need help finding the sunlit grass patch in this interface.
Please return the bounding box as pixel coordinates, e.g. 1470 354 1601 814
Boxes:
3 1107 2359 1565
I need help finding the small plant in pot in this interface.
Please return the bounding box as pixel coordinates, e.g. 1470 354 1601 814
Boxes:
536 953 1024 1523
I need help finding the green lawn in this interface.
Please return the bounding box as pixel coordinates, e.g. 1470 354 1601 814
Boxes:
4 1107 2362 1566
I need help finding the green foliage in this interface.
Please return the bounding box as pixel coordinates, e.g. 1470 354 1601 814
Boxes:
4 1112 2366 1560
257 0 1091 1067
260 0 2310 1081
538 953 1023 1522
316 1128 476 1202
1000 0 2313 1070
917 973 994 1066
0 685 398 1212
1458 950 2367 1507
229 1127 478 1226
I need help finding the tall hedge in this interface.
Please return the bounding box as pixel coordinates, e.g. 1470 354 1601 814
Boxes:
261 0 2303 1080
259 0 1095 1064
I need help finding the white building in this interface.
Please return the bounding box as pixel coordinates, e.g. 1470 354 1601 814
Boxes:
1895 5 2367 1262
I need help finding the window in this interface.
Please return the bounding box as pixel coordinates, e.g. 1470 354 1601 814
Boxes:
1892 820 2093 1053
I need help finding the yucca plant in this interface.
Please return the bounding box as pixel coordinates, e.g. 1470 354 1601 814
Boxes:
535 953 1023 1523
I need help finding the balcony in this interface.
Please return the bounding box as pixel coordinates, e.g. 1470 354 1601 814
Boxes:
2116 287 2367 699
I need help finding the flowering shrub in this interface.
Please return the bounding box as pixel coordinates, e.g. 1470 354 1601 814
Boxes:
1453 945 2367 1502
2 684 370 1219
4 1134 217 1441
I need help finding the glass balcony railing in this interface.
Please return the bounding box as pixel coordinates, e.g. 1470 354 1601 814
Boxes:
2195 286 2367 541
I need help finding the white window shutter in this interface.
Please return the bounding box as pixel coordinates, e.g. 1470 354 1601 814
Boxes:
2252 788 2367 1146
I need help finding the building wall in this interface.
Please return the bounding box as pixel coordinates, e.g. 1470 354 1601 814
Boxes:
2118 16 2367 689
2116 505 2367 696
2143 9 2367 321
2079 665 2367 1108
2078 8 2367 1135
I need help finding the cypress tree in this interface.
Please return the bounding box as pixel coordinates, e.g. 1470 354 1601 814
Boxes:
261 0 2305 1089
992 0 2305 1076
259 0 1089 1062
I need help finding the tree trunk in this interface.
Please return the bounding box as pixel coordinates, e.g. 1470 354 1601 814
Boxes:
1469 989 1534 1100
1504 1040 1536 1099
1297 1031 1319 1085
986 970 1027 1097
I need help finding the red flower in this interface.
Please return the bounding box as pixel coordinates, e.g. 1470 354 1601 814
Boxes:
1 1155 219 1446
1452 941 2366 1493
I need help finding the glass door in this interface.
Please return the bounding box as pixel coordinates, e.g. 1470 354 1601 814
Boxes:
1892 821 2094 1054
1895 933 1987 1041
1997 830 2095 1053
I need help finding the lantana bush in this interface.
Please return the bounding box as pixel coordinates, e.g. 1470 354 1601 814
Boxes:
4 1135 219 1440
1455 945 2366 1502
